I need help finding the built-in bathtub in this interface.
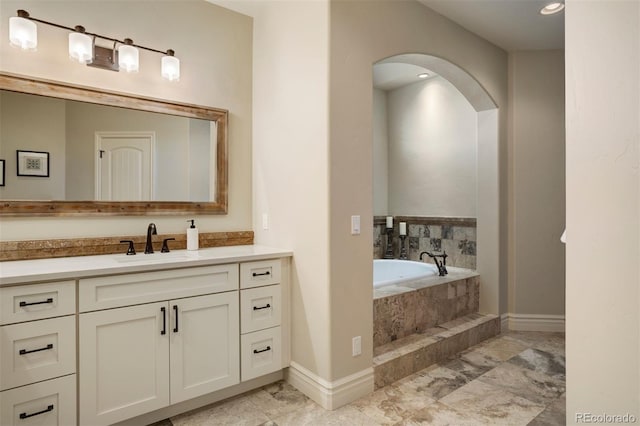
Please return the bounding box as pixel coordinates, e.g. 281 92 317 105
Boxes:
373 259 438 288
373 259 480 348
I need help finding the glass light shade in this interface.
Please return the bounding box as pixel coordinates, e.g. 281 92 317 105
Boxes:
118 44 139 73
9 16 37 50
68 32 93 64
161 55 180 81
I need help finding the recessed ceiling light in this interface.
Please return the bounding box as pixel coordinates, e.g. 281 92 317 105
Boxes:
418 73 429 79
540 2 565 15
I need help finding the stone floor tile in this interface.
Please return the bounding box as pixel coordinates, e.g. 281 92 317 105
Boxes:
171 393 270 426
527 393 566 425
349 382 436 424
395 401 488 425
439 380 545 425
508 348 566 380
395 365 469 400
478 362 565 405
271 402 383 426
442 347 501 382
503 331 565 356
474 335 530 361
247 381 312 419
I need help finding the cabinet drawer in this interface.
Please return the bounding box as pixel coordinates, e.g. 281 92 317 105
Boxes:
240 285 281 334
79 264 239 312
0 316 76 391
241 326 282 381
0 282 75 325
0 374 76 426
240 260 281 289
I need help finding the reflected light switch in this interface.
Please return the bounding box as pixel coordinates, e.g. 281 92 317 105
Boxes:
351 215 360 235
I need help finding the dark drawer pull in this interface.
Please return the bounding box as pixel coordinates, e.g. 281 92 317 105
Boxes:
253 346 271 354
19 298 53 307
173 305 179 333
252 271 271 277
253 304 271 311
160 307 167 335
19 404 54 419
19 344 53 355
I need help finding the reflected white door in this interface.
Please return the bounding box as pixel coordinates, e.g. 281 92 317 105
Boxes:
95 132 154 201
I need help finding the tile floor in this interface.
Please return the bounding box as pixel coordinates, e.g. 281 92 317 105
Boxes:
157 331 565 425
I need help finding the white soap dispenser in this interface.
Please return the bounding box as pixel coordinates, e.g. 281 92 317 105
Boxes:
186 219 199 251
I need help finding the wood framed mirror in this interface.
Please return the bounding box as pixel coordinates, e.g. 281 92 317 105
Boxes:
0 73 227 216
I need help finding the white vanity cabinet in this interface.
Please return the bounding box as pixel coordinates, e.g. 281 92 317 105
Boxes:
0 246 291 426
78 266 240 426
240 260 284 381
0 281 77 426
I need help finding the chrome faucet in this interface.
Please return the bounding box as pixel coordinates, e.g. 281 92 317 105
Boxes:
145 223 157 254
420 250 448 276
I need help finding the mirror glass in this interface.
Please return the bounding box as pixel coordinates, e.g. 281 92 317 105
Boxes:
0 74 227 216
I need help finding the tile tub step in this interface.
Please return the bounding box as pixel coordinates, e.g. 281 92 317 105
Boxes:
373 313 500 389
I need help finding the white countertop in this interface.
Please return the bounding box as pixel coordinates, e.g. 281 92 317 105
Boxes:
0 245 293 286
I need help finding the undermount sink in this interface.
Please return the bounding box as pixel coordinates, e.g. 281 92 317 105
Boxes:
114 253 194 264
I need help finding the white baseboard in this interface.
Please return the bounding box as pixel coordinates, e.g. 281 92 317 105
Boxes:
286 362 374 410
501 313 565 332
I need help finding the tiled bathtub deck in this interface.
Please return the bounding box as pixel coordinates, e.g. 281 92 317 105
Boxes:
155 331 566 425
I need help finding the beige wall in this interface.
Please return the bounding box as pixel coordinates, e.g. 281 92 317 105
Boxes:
214 0 507 388
386 76 478 217
508 50 565 316
328 0 508 381
0 0 252 239
213 0 333 381
372 88 389 215
566 0 639 421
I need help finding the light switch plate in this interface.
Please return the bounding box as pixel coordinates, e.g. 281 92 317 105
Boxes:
351 215 361 235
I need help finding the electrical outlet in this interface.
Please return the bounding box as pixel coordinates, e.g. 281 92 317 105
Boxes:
262 213 269 230
352 336 362 356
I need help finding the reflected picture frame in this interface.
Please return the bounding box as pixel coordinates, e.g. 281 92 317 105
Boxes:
17 150 50 177
0 159 5 186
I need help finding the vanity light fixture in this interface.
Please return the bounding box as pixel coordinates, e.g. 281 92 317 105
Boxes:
118 38 139 73
540 2 565 15
68 26 93 64
161 50 180 82
8 9 180 81
9 10 37 50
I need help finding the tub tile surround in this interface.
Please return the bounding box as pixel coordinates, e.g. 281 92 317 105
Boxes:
0 231 254 261
373 216 477 269
374 268 480 347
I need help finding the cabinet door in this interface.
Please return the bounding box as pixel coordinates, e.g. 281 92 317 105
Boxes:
79 302 169 426
170 292 239 403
